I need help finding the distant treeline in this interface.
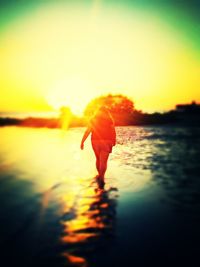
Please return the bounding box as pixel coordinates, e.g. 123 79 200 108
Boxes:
0 110 200 128
1 95 200 128
0 116 86 128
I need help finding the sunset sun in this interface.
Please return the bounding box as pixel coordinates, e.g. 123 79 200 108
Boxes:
46 77 96 115
0 1 199 114
0 1 200 266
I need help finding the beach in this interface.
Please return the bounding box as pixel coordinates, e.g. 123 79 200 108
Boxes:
0 126 200 266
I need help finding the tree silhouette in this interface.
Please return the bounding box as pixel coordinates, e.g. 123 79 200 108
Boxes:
84 94 134 114
84 94 135 125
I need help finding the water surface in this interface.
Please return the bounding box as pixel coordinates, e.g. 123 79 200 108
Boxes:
0 126 200 266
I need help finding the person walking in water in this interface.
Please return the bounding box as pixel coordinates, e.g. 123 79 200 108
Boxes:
80 106 116 188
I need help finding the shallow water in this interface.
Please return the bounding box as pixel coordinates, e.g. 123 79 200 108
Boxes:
0 126 200 266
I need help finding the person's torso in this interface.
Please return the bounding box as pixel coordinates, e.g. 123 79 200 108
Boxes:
91 120 115 141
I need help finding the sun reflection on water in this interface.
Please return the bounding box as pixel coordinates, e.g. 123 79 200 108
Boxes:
59 182 118 267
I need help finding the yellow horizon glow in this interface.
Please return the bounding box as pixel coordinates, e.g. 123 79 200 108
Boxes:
0 3 199 114
45 77 97 115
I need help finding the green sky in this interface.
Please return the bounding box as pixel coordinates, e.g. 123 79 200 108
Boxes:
0 0 199 53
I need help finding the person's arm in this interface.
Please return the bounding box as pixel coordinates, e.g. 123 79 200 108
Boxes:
80 127 91 150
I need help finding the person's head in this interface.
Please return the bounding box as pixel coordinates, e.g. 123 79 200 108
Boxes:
94 105 114 125
97 105 109 115
94 105 107 117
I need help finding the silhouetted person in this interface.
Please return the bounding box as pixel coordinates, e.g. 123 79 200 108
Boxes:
80 106 116 188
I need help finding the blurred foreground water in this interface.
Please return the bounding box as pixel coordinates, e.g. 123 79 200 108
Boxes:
0 126 200 266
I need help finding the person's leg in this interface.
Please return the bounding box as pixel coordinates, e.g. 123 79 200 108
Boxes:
92 143 101 175
95 155 100 174
99 151 110 182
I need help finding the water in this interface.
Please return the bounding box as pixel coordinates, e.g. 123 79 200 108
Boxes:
0 126 200 266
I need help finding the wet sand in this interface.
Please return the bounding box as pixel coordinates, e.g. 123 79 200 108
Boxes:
0 126 200 266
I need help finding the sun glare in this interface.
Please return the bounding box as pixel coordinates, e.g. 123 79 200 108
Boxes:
0 2 199 113
46 77 96 115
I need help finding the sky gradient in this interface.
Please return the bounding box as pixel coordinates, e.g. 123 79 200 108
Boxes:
0 0 199 114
